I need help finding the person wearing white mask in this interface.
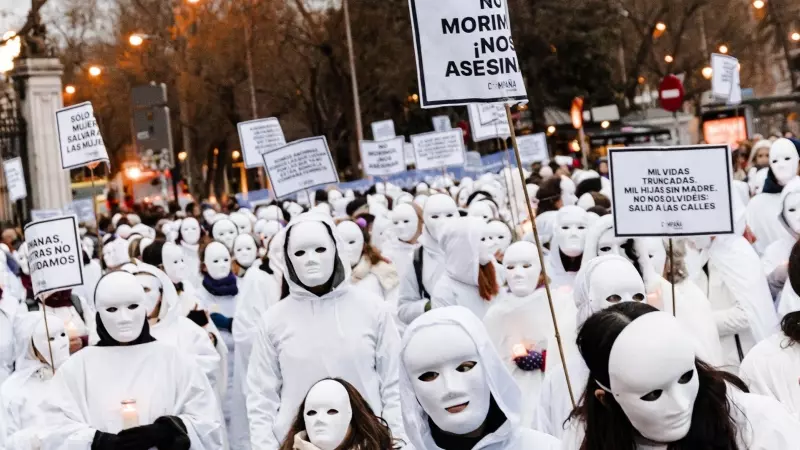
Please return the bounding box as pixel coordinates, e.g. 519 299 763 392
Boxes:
257 204 285 223
202 207 218 228
545 206 589 290
178 217 204 289
383 203 423 272
467 200 496 221
486 219 513 263
483 242 577 427
430 217 500 319
41 271 223 449
400 306 560 450
1 313 70 449
762 177 800 279
230 212 253 235
337 220 398 302
396 194 458 325
746 138 798 255
562 302 800 449
247 212 406 449
233 234 259 276
560 176 577 206
212 219 240 252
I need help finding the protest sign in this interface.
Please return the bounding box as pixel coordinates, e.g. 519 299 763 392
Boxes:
554 155 573 167
64 198 95 223
468 103 510 141
31 209 64 222
371 120 396 141
409 0 528 107
404 142 416 166
608 145 734 237
262 136 339 199
55 102 110 170
711 53 741 104
465 151 483 171
410 129 466 170
24 216 84 297
237 118 287 169
432 115 452 132
360 137 406 177
516 133 549 164
3 157 26 202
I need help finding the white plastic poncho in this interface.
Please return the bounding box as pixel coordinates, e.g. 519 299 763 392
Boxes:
246 212 406 449
400 306 561 450
740 331 800 420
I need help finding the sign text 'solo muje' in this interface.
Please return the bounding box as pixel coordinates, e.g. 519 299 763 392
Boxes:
66 111 102 153
626 168 717 212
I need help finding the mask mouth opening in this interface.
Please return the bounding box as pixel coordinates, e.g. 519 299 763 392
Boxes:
284 221 346 296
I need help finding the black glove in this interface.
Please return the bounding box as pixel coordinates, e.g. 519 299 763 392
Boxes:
91 430 150 450
187 309 209 327
210 312 233 332
151 416 190 450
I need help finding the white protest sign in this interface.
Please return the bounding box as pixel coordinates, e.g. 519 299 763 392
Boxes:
409 0 528 107
404 142 416 165
608 145 734 237
410 129 466 170
261 136 339 199
371 120 396 141
360 137 406 177
468 103 510 141
55 102 110 170
24 215 84 296
3 157 26 202
465 151 483 171
237 117 287 169
64 198 95 223
516 133 549 164
31 209 64 222
711 53 741 104
432 115 452 132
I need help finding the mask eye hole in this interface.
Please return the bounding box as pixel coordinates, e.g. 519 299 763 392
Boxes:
306 410 317 417
106 307 118 313
640 390 663 402
294 250 306 257
561 226 569 230
578 226 586 230
315 247 327 254
599 246 612 252
418 371 439 382
326 409 339 415
431 215 440 219
127 304 139 310
456 361 477 372
506 265 515 270
678 369 694 384
60 333 66 337
633 293 645 302
446 213 454 218
522 264 532 269
349 241 356 245
606 294 622 303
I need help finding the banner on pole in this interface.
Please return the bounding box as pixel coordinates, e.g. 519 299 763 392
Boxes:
237 118 287 169
31 209 64 222
410 129 466 170
371 120 397 141
360 137 406 177
408 0 528 107
468 103 510 141
3 157 26 202
516 133 549 164
711 53 741 105
64 199 96 223
432 115 452 132
261 137 339 199
24 215 84 297
608 145 734 237
55 102 110 170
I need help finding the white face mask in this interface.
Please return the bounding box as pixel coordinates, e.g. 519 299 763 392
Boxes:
504 242 541 297
560 177 578 206
180 218 201 245
212 219 239 251
32 316 70 369
202 208 217 224
479 226 496 257
203 242 232 281
596 227 625 257
404 324 491 435
16 242 29 275
607 312 699 443
467 201 494 221
556 207 589 257
457 189 472 208
233 234 258 269
392 204 420 242
162 242 188 284
336 221 364 268
488 221 512 255
82 237 95 258
135 273 162 317
303 380 353 450
423 194 459 242
230 212 252 235
589 259 646 312
287 203 305 219
288 221 337 287
313 203 333 217
95 272 148 343
645 238 667 276
262 220 281 240
328 190 343 202
783 192 800 234
770 138 799 185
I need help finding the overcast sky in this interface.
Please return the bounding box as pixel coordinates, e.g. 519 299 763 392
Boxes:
0 0 32 32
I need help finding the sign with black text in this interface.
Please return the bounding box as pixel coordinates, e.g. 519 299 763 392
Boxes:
3 157 26 202
516 133 549 164
24 216 84 297
711 53 741 105
237 118 287 169
410 130 466 170
360 137 406 177
608 145 733 237
432 115 452 132
371 120 396 141
261 137 339 199
404 142 416 166
55 102 110 170
409 0 528 107
64 199 95 223
468 103 510 141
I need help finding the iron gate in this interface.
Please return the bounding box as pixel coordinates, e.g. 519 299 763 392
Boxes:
0 92 28 226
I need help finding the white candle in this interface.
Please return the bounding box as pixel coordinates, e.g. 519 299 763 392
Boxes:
120 399 139 430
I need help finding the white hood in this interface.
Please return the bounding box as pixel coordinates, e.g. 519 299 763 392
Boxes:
439 217 484 286
573 254 640 327
777 177 800 239
134 262 183 325
580 214 613 264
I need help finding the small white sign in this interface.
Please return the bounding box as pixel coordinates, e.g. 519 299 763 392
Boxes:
465 151 483 171
516 133 549 164
3 157 26 202
55 102 110 170
468 103 510 141
64 198 95 223
24 215 84 297
711 53 741 104
608 145 734 237
237 118 287 169
261 136 339 199
432 115 452 132
409 0 528 107
371 120 396 141
31 209 64 222
410 129 466 170
404 142 416 166
360 137 406 177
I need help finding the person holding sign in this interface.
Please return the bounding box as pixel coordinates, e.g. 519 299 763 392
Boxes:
41 271 223 449
246 212 406 449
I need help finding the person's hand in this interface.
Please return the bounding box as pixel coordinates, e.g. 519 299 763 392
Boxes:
69 336 83 354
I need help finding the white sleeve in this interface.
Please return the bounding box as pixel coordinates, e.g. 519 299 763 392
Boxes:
246 322 282 450
396 258 426 325
40 371 99 450
173 355 225 449
374 307 407 446
713 304 750 337
183 319 222 389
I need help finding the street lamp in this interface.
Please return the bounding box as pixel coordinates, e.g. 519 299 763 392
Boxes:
187 0 200 3
88 66 102 77
126 165 142 181
129 34 145 47
65 85 76 95
702 66 713 79
664 55 674 63
753 0 765 9
178 151 188 162
792 32 800 42
655 22 667 32
719 44 729 54
546 125 556 136
601 121 610 129
232 150 241 160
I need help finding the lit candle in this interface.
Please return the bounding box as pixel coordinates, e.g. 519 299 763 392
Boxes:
512 343 528 359
120 399 139 430
65 321 79 339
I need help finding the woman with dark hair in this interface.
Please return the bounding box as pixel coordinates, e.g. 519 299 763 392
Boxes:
337 220 398 302
563 302 800 449
279 378 400 450
535 177 563 215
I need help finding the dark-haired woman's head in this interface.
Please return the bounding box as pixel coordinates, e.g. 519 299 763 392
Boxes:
536 177 563 214
572 302 745 450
